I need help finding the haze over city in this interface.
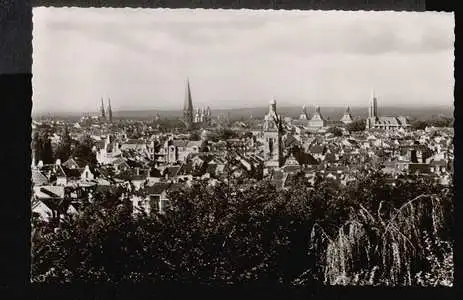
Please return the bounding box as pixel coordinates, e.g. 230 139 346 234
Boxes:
32 8 454 114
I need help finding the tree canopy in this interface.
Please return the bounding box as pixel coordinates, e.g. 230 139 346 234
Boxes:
345 119 366 132
31 172 453 285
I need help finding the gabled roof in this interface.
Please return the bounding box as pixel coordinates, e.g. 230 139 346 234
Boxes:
61 166 82 178
51 165 67 178
62 158 82 169
32 170 49 186
282 134 299 149
96 177 112 186
376 117 401 126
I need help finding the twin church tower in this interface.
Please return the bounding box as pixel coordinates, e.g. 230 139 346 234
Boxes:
98 97 113 123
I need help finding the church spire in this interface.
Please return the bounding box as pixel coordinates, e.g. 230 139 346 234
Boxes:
106 97 113 123
369 89 378 118
184 78 193 112
100 97 105 119
183 78 194 129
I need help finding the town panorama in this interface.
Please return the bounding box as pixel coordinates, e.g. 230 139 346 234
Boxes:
31 8 454 286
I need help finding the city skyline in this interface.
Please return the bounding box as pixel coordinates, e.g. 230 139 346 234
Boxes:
32 8 454 113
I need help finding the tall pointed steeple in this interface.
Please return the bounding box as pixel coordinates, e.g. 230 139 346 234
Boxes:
100 97 106 119
183 78 194 129
369 89 378 118
106 97 113 123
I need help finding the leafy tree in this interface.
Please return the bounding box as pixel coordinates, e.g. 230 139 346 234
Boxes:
71 139 97 167
55 126 73 161
32 131 43 165
31 173 453 286
41 133 54 164
327 126 343 137
216 128 239 141
346 119 366 132
411 120 427 130
157 118 186 132
428 117 453 128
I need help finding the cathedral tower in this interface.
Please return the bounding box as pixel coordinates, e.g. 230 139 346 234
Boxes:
183 78 194 129
262 98 282 167
99 98 106 119
367 90 378 129
368 90 378 119
106 98 113 123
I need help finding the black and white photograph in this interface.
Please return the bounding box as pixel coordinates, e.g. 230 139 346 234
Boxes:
30 7 454 286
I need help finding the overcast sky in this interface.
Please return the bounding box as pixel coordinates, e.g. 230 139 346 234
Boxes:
32 8 454 113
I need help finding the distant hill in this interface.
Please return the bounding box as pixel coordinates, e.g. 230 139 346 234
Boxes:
33 106 453 122
113 106 453 121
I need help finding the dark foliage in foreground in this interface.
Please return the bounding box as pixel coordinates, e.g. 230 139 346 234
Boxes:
31 172 453 285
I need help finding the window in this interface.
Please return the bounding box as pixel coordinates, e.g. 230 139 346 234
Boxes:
149 195 160 212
